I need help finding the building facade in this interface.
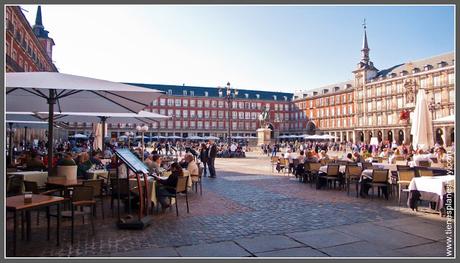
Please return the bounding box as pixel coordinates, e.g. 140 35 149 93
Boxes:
5 6 57 72
294 24 455 146
71 83 309 140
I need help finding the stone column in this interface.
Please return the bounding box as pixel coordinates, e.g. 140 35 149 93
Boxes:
442 126 448 146
352 130 357 143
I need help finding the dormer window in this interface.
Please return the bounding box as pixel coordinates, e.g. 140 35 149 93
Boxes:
412 67 420 74
204 91 209 97
190 91 194 96
344 84 352 89
183 90 187 96
167 89 173 95
438 61 447 68
273 95 277 100
334 86 340 92
389 73 396 78
323 89 328 94
245 93 249 99
284 96 288 101
313 91 318 96
256 94 260 99
400 70 408 76
424 64 433 71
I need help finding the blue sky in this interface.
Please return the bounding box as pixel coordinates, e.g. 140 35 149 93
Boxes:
21 5 454 93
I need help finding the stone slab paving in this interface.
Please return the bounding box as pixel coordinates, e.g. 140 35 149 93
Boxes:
331 223 436 250
234 235 304 254
255 247 329 257
5 152 453 257
175 241 252 257
286 228 362 249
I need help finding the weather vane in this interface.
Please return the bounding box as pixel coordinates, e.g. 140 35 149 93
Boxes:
362 18 367 29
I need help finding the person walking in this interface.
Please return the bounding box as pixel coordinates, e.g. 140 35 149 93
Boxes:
199 143 209 177
207 140 217 178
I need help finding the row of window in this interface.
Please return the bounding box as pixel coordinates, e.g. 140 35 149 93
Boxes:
308 105 354 119
168 89 290 101
317 118 355 129
308 93 353 108
153 98 292 111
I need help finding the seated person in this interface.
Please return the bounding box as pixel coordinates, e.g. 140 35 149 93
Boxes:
353 151 366 163
77 152 93 179
57 152 77 166
148 154 163 175
184 153 199 181
304 151 319 163
342 153 354 163
412 149 433 166
25 152 46 171
155 162 183 211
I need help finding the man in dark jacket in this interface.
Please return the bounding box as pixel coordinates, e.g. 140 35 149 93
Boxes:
207 140 218 178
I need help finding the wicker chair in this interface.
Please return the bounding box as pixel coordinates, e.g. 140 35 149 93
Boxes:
397 170 416 206
157 175 190 216
321 165 341 189
304 162 321 186
345 165 362 197
361 162 373 170
270 156 279 172
368 169 390 200
417 168 434 177
418 160 431 167
191 165 203 195
83 179 105 219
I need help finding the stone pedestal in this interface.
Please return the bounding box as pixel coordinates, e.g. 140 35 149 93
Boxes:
257 128 271 146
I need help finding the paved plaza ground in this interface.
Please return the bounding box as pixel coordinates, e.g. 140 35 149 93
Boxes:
6 152 454 257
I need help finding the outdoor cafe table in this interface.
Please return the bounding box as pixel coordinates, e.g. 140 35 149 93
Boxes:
7 171 48 187
407 175 455 211
86 169 109 181
319 165 346 174
6 194 64 256
128 170 191 208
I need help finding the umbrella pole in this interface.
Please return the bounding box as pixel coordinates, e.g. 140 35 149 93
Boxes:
8 123 13 166
47 90 56 177
100 117 107 153
24 126 28 150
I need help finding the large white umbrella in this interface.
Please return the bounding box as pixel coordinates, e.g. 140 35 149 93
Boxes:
70 133 88 139
205 136 220 140
411 89 434 150
6 72 162 175
167 135 183 140
186 135 203 140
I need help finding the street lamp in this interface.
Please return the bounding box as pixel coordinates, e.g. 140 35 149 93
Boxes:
125 131 134 148
218 82 238 145
136 125 149 162
428 96 441 144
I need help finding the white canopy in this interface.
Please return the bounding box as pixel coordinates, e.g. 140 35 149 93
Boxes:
35 110 169 124
411 89 434 150
433 115 455 123
186 136 203 140
6 72 162 113
205 136 220 140
70 133 88 139
6 72 163 175
152 135 167 140
167 135 183 139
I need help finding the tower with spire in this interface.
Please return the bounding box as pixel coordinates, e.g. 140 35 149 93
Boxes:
32 6 55 60
353 19 378 82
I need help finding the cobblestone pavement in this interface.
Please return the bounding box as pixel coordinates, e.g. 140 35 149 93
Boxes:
6 152 453 257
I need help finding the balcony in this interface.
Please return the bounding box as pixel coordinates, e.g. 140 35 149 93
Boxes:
6 54 24 72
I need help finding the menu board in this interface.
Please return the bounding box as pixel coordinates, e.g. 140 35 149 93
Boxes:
115 148 149 174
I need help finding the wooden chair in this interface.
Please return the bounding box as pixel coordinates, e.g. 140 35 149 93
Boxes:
361 162 373 170
417 169 434 177
44 185 96 244
110 177 134 216
322 165 341 189
292 159 300 175
24 180 49 225
345 165 362 197
83 179 105 219
418 160 431 167
396 165 411 171
397 170 416 206
304 162 321 186
270 156 279 172
191 165 203 195
157 175 190 216
369 169 389 200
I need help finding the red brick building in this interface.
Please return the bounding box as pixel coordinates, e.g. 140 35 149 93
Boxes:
5 6 57 72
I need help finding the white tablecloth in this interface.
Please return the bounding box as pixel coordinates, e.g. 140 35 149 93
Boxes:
7 171 48 187
87 169 109 180
408 175 455 210
319 165 346 174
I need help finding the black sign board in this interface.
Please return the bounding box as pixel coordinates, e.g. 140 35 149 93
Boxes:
115 148 149 174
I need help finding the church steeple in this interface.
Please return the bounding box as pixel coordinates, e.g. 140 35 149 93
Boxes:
32 6 55 60
360 19 370 65
32 5 48 38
